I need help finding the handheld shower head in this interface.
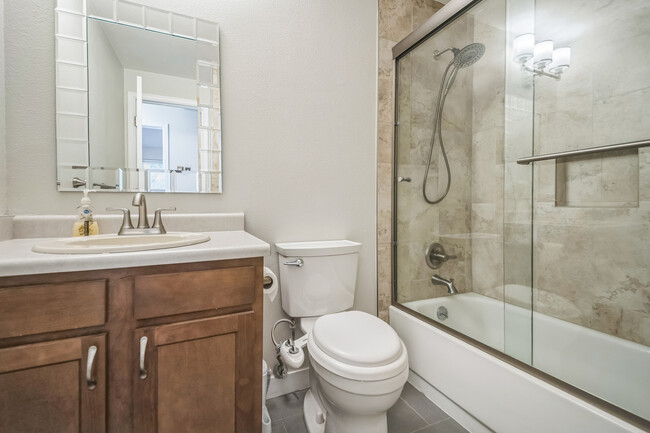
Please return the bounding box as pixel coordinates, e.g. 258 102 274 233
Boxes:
433 43 486 68
424 41 486 205
453 43 485 68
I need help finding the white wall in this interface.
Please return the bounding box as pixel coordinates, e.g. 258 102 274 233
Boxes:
124 68 196 101
142 102 198 171
88 18 125 168
3 0 378 368
0 0 6 215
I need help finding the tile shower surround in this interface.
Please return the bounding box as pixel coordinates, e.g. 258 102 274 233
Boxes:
377 0 649 347
377 0 446 322
528 0 650 346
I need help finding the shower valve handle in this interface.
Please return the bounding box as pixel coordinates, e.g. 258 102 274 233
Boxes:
432 252 457 262
425 243 457 269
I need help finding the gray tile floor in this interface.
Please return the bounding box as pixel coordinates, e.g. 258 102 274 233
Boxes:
267 382 468 433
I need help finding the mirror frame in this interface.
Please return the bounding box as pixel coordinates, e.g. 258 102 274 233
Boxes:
55 0 222 193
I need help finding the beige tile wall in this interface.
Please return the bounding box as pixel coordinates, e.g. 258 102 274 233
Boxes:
377 0 445 321
394 13 474 305
530 0 650 346
469 0 507 302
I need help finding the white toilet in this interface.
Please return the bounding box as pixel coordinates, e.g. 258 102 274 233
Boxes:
276 240 409 433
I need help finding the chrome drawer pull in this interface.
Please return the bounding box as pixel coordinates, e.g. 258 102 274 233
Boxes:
139 336 148 379
86 345 97 390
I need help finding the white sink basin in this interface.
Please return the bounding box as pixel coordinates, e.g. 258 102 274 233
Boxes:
32 232 210 254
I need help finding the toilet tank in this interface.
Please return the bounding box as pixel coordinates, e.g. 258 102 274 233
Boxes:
275 240 361 318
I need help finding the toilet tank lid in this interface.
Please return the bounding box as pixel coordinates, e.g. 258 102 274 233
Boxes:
275 240 361 257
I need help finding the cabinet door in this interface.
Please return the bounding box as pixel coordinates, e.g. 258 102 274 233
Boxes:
134 313 260 433
0 334 106 433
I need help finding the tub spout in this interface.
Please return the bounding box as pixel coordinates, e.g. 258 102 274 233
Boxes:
432 274 459 294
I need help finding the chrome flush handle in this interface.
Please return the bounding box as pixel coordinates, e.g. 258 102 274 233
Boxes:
139 336 148 379
283 259 304 267
86 345 97 390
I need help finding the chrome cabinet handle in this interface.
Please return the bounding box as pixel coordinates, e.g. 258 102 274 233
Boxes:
284 259 304 267
139 336 148 379
86 345 97 390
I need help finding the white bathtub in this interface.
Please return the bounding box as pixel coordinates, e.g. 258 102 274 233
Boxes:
391 293 650 433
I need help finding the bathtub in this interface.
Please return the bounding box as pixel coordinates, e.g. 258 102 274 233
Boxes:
390 293 650 433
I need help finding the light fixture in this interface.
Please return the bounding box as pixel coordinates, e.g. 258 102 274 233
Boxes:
513 35 570 80
533 40 554 68
513 34 534 64
548 47 571 74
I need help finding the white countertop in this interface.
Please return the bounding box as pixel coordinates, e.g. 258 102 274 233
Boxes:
0 230 270 277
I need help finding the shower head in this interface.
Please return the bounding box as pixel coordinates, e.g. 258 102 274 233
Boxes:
452 43 485 68
433 43 486 68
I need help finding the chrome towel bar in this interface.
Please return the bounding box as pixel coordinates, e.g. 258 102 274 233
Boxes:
516 138 650 165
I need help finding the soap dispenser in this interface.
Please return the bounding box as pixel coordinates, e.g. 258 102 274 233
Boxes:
73 189 99 237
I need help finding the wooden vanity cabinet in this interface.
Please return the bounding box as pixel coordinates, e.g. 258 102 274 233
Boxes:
134 313 256 433
0 334 106 433
0 257 263 433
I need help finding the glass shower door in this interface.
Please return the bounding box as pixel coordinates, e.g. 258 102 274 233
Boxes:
393 0 535 359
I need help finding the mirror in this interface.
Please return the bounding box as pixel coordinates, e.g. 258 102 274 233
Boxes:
55 0 221 193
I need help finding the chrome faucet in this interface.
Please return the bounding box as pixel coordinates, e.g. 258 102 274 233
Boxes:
107 194 176 235
132 193 149 229
432 274 459 294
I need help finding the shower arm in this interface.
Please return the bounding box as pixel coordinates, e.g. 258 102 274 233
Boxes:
433 47 458 60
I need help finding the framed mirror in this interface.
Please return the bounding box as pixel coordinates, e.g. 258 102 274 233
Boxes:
55 0 221 193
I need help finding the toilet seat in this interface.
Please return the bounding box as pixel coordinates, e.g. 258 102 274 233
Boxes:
307 311 408 381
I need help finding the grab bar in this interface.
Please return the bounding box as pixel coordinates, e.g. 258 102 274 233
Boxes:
516 139 650 165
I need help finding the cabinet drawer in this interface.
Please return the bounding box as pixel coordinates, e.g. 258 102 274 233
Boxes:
0 280 107 339
134 266 256 319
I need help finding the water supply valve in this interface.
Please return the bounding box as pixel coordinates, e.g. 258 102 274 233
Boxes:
280 339 305 369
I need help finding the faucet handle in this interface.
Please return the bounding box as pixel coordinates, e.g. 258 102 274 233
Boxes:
106 207 135 235
152 207 176 233
425 243 457 269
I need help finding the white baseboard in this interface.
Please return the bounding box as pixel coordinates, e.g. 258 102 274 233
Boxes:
407 370 493 433
267 366 310 399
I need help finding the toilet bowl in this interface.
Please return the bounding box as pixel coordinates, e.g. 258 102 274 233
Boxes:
275 240 408 433
303 311 409 433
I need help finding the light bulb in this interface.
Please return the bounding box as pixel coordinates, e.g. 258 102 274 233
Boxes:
533 40 553 69
548 47 571 74
513 34 534 64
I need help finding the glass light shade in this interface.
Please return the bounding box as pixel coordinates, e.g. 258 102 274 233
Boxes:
548 47 571 74
533 40 553 68
513 34 534 64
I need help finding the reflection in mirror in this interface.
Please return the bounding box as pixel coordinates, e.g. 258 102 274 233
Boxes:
55 0 221 193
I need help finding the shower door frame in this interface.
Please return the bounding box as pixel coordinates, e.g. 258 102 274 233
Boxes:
389 0 650 430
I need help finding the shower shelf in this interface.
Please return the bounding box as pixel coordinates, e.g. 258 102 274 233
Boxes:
516 138 650 165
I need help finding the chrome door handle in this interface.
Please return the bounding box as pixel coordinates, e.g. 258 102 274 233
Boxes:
86 345 97 390
139 336 148 379
284 259 304 267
